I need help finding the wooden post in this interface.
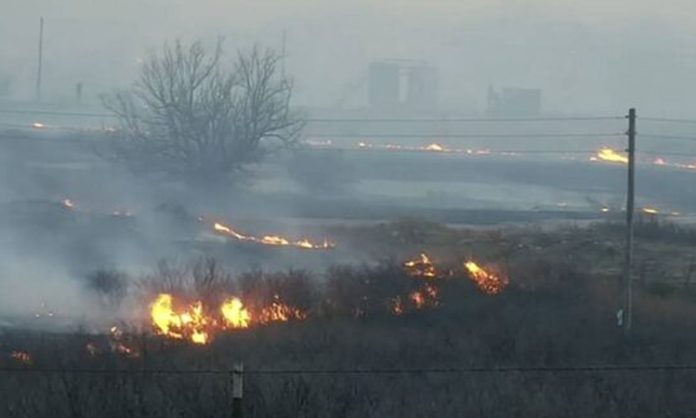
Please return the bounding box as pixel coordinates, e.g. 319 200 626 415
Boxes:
623 108 636 334
36 17 44 102
232 363 244 418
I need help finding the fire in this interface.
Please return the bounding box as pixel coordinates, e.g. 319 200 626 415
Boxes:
220 297 251 329
594 147 628 164
62 198 75 209
85 342 98 356
258 301 307 324
404 253 438 278
425 143 444 152
150 293 311 344
464 261 509 296
32 122 45 129
212 221 334 250
390 296 405 315
409 284 439 309
641 207 659 215
653 157 667 166
10 351 32 365
151 294 211 343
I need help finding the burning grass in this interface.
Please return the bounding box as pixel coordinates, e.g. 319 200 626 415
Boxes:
4 256 696 417
5 220 696 416
210 219 334 250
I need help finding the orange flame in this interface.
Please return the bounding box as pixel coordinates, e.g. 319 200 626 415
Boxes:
594 147 628 164
220 297 251 329
425 143 445 152
151 294 210 344
404 253 438 278
258 301 307 324
464 261 509 295
150 293 310 344
409 284 439 309
213 221 334 250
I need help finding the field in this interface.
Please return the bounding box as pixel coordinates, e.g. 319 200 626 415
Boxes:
2 219 696 417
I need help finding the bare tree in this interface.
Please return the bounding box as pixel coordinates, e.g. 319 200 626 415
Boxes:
103 39 303 183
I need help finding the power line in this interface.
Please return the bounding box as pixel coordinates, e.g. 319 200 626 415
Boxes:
641 116 696 125
307 133 623 139
637 150 696 158
0 109 113 118
334 148 599 155
639 134 696 142
0 108 623 122
306 116 624 123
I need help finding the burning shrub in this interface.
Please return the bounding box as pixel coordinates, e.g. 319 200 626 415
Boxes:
324 262 423 318
237 269 320 321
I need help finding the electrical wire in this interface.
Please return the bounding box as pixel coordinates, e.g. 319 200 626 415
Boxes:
641 117 696 125
0 108 624 122
306 133 624 139
639 134 696 142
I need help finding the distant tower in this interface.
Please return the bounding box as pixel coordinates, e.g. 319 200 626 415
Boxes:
368 60 438 114
487 85 541 117
368 61 400 111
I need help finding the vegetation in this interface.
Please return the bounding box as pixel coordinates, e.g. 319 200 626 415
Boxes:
3 236 696 417
103 39 303 184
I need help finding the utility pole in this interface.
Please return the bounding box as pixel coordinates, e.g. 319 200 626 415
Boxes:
623 108 636 334
36 16 44 102
281 29 287 79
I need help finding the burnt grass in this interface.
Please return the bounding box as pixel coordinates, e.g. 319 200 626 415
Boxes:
3 219 696 417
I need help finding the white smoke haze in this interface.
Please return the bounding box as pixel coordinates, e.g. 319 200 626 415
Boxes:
1 0 696 332
1 0 696 114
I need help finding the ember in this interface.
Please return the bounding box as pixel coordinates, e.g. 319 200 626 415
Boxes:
409 284 439 309
10 351 32 365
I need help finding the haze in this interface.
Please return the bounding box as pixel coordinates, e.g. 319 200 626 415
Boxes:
2 0 696 115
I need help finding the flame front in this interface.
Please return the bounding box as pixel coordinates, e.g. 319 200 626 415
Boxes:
258 302 307 324
150 293 312 343
404 253 438 278
465 261 509 295
594 147 628 164
150 294 211 344
410 284 439 309
213 221 334 250
220 298 251 329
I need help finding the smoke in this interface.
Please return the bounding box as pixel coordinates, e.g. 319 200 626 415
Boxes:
2 0 696 114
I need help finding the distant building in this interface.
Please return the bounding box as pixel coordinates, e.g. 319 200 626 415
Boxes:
487 86 541 117
0 73 11 97
368 60 438 114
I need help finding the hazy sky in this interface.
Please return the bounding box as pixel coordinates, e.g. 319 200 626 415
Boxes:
2 0 696 116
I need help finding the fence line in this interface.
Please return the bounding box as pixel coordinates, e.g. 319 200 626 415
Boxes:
2 364 696 376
